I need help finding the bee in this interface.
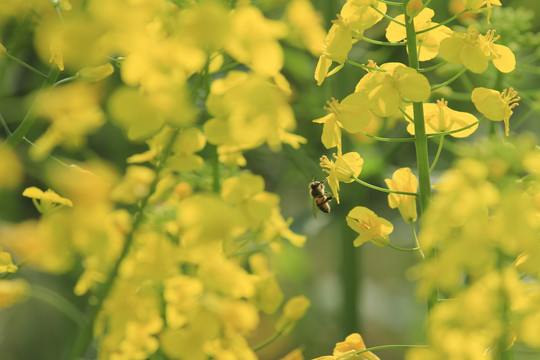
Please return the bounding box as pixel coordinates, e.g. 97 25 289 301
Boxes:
309 179 333 217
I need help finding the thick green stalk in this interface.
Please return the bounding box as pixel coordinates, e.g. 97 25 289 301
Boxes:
403 0 436 311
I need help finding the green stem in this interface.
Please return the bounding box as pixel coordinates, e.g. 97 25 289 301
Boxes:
429 135 444 172
0 112 11 135
418 61 447 73
410 222 424 260
345 59 386 72
370 5 406 26
66 130 180 360
361 36 406 46
416 10 468 35
5 67 60 148
54 76 77 87
376 0 403 6
351 176 418 197
426 118 484 137
252 329 284 351
357 344 429 356
30 285 86 327
404 0 435 310
388 242 420 252
357 128 415 142
4 52 48 78
431 67 467 91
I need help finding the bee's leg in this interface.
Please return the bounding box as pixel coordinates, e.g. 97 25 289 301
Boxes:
321 196 333 204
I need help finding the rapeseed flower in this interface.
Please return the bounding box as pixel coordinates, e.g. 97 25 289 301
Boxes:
471 87 519 136
0 143 23 189
320 152 364 204
404 99 479 137
313 333 380 360
386 8 452 61
284 0 327 56
346 207 393 247
0 279 28 309
440 26 515 73
385 168 418 223
22 187 73 214
355 62 431 117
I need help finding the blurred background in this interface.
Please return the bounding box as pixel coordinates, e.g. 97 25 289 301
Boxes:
1 0 540 359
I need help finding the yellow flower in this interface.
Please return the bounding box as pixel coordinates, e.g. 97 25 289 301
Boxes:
0 142 23 190
386 8 452 61
22 187 73 214
313 333 380 360
313 93 373 151
346 207 393 247
440 26 515 74
471 87 519 136
461 0 501 23
0 248 18 273
111 166 156 204
285 0 327 56
76 63 114 82
276 295 310 333
404 99 479 138
0 279 29 310
320 152 364 204
385 168 418 223
355 62 431 117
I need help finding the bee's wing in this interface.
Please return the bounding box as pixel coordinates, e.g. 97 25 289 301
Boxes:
312 198 318 219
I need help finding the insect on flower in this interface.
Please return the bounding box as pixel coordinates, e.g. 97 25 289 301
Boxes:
309 179 333 218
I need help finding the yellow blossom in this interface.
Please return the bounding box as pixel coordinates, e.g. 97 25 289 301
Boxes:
313 333 380 360
276 295 310 333
0 279 29 309
346 207 393 247
31 82 106 160
285 0 327 56
111 166 156 204
23 187 73 214
386 8 452 61
0 248 18 273
0 142 23 189
167 128 206 171
471 87 519 136
320 152 364 204
461 0 501 23
355 62 431 117
76 63 114 82
404 99 479 138
440 26 515 74
385 168 418 223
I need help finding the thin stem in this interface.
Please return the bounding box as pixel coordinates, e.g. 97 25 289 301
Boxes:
357 128 415 142
345 59 386 72
357 344 429 356
388 242 419 252
376 0 403 6
370 5 406 26
54 76 77 87
0 112 12 135
416 10 468 35
351 176 418 197
66 130 180 360
426 118 484 137
4 52 48 78
399 107 414 122
418 61 447 73
431 67 467 91
429 135 444 172
361 36 406 46
54 5 65 24
252 329 284 351
30 285 86 327
5 67 60 148
410 222 424 260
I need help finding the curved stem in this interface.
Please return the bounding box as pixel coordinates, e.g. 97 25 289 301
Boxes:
361 37 406 46
429 135 444 172
4 52 48 78
357 344 429 356
418 61 447 73
410 222 424 260
370 5 406 26
31 285 86 327
431 67 467 91
5 67 60 148
388 242 419 252
416 10 468 35
357 128 415 143
376 0 403 6
252 329 284 351
0 112 11 135
351 176 418 197
66 130 180 360
345 59 386 72
54 76 77 87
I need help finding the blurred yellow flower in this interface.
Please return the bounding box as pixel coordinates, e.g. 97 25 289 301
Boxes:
385 168 418 223
471 87 519 136
346 206 393 247
313 333 380 360
0 279 29 310
76 63 114 82
0 142 23 189
285 0 327 56
23 186 73 214
0 248 18 273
